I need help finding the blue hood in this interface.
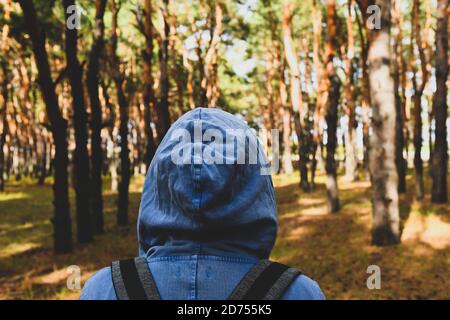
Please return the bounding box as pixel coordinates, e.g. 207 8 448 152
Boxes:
137 108 278 259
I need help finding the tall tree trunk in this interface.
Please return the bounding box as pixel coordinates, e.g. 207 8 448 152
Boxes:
87 0 107 234
411 0 430 200
343 0 358 181
324 0 340 213
262 0 283 174
142 0 157 168
156 0 171 140
412 91 424 199
110 0 130 226
18 0 73 253
423 0 434 177
37 129 47 185
202 1 223 107
117 88 130 226
264 51 276 145
392 0 406 193
282 0 304 178
0 0 10 192
197 35 207 108
168 1 186 116
367 0 400 246
63 0 92 244
310 0 324 191
431 0 448 203
183 50 196 110
355 1 371 180
0 63 8 192
278 60 294 174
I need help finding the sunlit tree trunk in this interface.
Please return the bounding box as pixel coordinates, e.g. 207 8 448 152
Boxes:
0 0 10 192
0 68 8 192
423 1 433 176
18 0 73 253
323 0 340 213
17 55 38 180
355 0 371 180
411 0 430 200
431 0 448 203
261 0 283 174
196 33 206 108
168 1 186 116
282 0 304 177
264 51 276 146
182 48 196 110
367 0 400 245
310 0 324 191
278 60 294 174
342 0 358 181
202 1 223 107
101 82 119 192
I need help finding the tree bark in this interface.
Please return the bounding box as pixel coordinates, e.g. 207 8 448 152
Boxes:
0 0 11 192
282 0 304 177
63 0 92 243
310 0 324 191
18 0 73 253
264 51 276 145
110 0 130 226
202 1 223 107
87 0 107 234
431 0 448 203
37 129 48 185
278 60 294 174
324 0 340 213
392 0 406 192
168 1 186 116
142 0 157 168
0 63 8 192
411 0 430 200
155 0 171 140
355 0 372 180
367 0 400 245
342 0 358 181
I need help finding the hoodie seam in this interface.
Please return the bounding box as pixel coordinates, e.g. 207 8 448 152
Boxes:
189 255 198 299
197 108 203 211
193 108 202 213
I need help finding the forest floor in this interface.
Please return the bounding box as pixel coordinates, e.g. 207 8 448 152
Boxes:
0 169 449 299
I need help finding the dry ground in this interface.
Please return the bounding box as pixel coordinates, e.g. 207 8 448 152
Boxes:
0 170 449 299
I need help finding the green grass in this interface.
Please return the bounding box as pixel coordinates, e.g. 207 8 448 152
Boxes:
0 170 449 299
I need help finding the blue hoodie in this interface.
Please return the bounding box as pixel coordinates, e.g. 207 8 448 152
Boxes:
80 108 324 300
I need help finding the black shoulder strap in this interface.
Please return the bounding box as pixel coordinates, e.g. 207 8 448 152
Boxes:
111 257 161 300
228 260 301 300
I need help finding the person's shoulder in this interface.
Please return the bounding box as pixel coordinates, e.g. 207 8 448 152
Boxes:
281 274 326 300
79 266 117 300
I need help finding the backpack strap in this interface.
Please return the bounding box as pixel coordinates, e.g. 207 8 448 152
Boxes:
228 260 301 300
111 257 161 300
